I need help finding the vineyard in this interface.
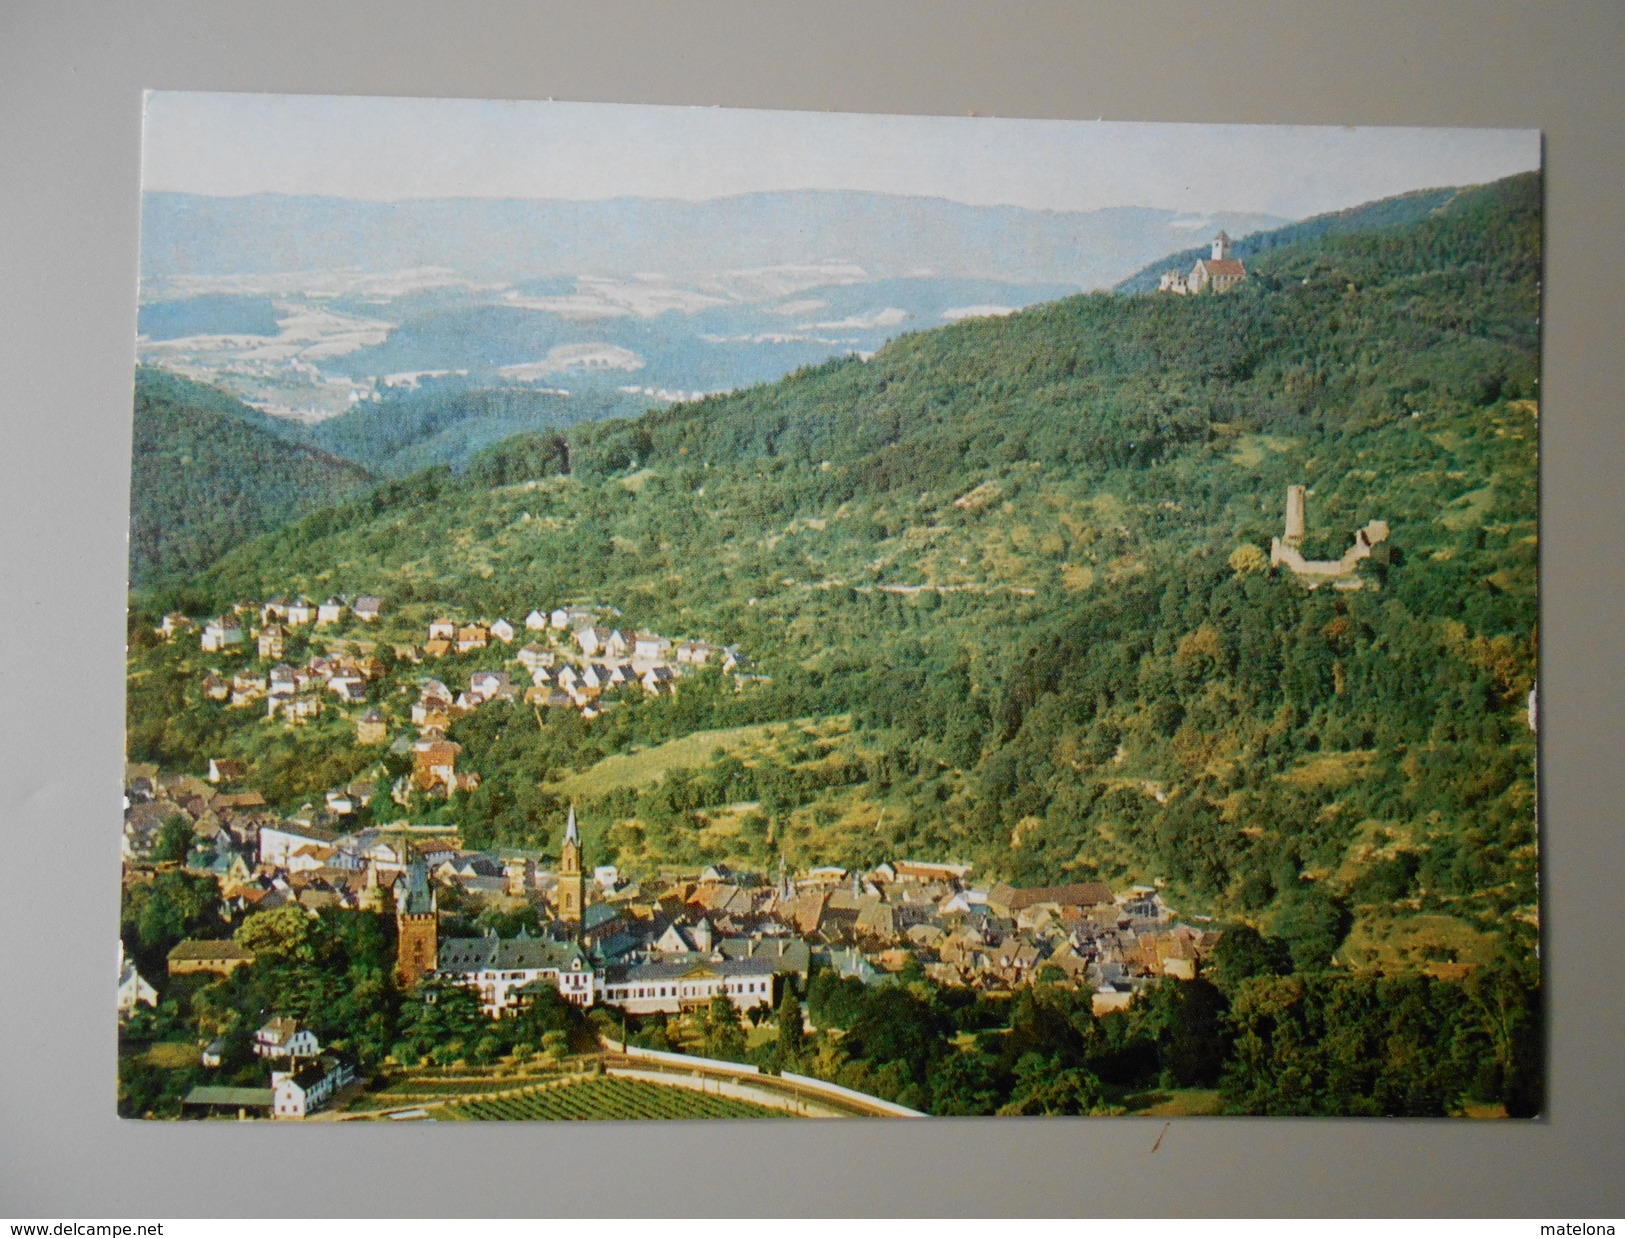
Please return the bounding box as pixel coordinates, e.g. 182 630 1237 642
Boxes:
443 1076 785 1121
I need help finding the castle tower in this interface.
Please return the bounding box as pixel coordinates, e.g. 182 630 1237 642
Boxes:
1212 230 1233 261
557 804 584 927
1283 484 1307 546
394 856 438 988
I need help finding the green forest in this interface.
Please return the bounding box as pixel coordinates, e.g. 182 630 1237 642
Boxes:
129 368 375 583
125 172 1542 1118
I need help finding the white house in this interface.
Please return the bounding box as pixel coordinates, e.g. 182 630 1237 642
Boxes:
353 596 384 622
254 1016 320 1059
117 943 158 1020
597 955 779 1017
286 598 317 626
316 598 345 625
489 618 516 643
517 642 553 671
258 821 339 868
435 933 596 1015
271 1057 355 1119
468 670 512 700
201 618 243 652
525 609 549 631
633 631 671 662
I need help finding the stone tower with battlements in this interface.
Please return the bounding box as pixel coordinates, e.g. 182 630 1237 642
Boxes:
394 856 438 988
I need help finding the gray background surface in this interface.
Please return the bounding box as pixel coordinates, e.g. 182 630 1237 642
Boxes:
2 0 1621 1218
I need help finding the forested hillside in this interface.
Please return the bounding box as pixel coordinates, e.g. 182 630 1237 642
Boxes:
128 368 374 584
1112 184 1461 293
307 380 647 478
133 173 1540 989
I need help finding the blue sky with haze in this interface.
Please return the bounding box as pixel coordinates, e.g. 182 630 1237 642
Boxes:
143 93 1538 219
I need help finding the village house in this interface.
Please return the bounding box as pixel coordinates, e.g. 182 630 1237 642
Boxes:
517 642 552 671
675 639 714 666
229 672 267 706
356 708 387 745
271 1056 355 1119
257 624 286 660
117 943 158 1020
159 612 191 637
286 598 317 626
258 821 340 868
456 624 489 654
632 631 671 662
316 598 345 625
468 670 512 701
167 938 256 977
985 880 1114 920
641 665 677 696
489 617 516 643
260 597 290 623
413 738 463 794
353 596 383 623
525 608 549 631
269 693 322 724
200 617 243 652
207 758 245 784
200 672 230 702
254 1016 320 1059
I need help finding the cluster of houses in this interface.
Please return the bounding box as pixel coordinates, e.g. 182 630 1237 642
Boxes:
175 595 385 652
404 606 748 718
179 1015 357 1120
127 757 1219 1038
129 759 1219 1118
168 595 751 803
198 648 392 723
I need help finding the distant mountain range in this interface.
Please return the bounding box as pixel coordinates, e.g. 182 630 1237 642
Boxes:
134 191 1285 421
140 190 1287 291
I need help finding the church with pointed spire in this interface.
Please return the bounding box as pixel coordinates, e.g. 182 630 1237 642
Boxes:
556 804 585 927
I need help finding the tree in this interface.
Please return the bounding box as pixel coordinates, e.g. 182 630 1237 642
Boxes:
1211 924 1293 984
775 990 805 1064
122 869 224 966
702 995 747 1061
153 815 194 864
1229 543 1269 575
233 903 315 963
997 1051 1108 1116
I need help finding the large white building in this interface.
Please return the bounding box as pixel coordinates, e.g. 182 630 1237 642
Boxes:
435 932 596 1015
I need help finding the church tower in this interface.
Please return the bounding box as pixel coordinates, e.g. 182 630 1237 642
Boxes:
1212 230 1233 261
557 804 585 927
394 856 438 987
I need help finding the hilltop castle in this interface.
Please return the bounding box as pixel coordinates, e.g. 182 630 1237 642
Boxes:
1269 484 1390 585
1159 230 1248 295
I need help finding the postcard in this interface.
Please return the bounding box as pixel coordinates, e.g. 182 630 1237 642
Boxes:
121 93 1541 1121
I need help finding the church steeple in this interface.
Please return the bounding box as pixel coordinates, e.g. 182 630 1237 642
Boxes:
558 804 584 927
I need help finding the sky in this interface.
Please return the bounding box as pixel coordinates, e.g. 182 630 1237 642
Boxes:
143 92 1540 221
